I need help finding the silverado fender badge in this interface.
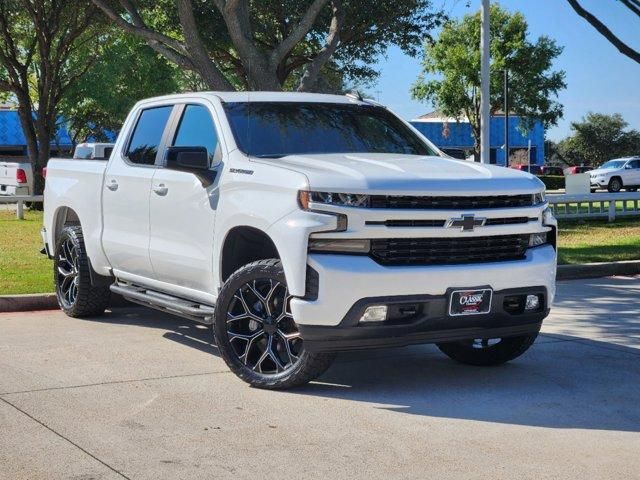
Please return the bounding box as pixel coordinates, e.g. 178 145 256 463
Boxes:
445 214 486 232
229 168 254 175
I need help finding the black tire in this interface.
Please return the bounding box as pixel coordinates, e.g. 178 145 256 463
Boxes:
54 226 110 317
436 333 538 366
213 259 335 389
608 177 622 192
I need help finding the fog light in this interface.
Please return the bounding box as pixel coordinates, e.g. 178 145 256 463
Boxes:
525 295 540 311
529 232 547 247
360 305 387 323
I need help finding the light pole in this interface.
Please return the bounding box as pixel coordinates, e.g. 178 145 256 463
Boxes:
480 0 491 164
504 68 509 167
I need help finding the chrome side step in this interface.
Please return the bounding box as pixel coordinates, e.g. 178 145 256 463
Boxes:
110 283 215 325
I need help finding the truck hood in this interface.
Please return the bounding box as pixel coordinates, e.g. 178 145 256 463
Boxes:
256 153 544 195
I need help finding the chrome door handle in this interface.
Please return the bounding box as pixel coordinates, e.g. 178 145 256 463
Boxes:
153 184 168 196
106 179 118 191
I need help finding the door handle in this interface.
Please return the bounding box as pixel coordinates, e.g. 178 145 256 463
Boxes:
106 179 118 191
153 184 168 196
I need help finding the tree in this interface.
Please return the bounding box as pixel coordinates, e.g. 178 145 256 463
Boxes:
557 112 640 166
0 0 102 194
59 32 181 144
567 0 640 64
91 0 444 92
411 4 566 158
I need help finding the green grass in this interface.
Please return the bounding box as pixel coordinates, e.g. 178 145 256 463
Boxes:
1 209 639 294
553 200 640 215
0 210 53 295
557 217 640 265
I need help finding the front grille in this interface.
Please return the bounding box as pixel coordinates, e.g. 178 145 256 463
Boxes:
366 217 533 228
370 234 530 266
369 194 534 209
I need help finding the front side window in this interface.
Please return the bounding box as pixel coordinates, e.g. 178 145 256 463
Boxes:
173 105 221 166
126 106 173 165
627 160 640 169
223 102 437 158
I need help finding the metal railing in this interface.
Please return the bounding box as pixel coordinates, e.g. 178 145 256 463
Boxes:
547 192 640 221
0 195 44 219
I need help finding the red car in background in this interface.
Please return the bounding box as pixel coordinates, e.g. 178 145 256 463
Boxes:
510 164 542 175
564 165 593 175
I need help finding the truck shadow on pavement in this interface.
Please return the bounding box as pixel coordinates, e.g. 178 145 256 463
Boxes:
94 275 640 433
294 334 640 432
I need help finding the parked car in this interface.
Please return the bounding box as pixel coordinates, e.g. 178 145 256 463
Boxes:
539 166 564 176
0 160 33 196
589 157 640 192
510 164 542 175
73 142 115 160
43 92 557 389
565 165 593 175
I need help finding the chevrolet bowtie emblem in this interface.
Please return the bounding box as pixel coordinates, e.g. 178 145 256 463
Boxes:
445 214 486 232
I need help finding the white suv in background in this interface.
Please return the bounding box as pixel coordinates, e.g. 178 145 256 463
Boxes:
590 157 640 192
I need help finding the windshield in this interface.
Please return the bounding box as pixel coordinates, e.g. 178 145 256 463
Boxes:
223 102 437 158
600 160 627 169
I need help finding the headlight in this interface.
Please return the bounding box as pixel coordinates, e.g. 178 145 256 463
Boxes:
299 191 370 209
529 232 548 247
532 192 546 205
308 238 371 253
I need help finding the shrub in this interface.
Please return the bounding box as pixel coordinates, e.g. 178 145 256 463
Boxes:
539 175 565 191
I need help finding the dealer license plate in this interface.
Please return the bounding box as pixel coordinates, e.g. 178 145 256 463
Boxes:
448 288 493 316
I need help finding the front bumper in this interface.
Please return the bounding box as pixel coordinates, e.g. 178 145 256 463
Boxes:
290 244 556 331
299 286 548 352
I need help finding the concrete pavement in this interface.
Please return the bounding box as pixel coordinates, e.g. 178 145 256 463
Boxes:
1 277 639 480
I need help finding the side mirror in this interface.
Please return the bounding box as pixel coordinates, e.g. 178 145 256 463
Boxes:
625 164 633 169
166 146 209 171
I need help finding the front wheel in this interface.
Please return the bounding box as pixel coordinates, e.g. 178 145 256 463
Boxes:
437 334 538 366
608 177 622 192
213 259 335 389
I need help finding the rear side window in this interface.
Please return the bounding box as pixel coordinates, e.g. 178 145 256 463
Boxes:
173 105 221 166
126 106 173 165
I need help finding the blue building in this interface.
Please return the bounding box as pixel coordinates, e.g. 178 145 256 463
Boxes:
0 108 73 158
410 112 545 166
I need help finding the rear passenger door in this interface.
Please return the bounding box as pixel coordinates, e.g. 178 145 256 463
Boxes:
148 103 223 295
102 105 174 280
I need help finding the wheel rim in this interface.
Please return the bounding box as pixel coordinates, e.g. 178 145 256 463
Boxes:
611 179 621 191
225 278 303 374
468 338 502 349
56 237 80 308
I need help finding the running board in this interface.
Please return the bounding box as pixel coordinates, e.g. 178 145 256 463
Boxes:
110 283 215 325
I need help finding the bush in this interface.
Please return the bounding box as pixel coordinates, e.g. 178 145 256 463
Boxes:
539 175 565 191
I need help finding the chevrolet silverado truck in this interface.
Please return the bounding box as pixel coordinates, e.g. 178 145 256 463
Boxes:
43 92 557 389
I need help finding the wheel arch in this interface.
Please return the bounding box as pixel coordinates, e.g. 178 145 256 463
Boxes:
220 226 282 284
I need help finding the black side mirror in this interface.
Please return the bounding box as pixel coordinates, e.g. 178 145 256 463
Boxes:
166 146 209 171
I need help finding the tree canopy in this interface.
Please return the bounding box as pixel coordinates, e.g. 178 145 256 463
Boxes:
557 112 640 166
411 4 566 156
0 0 103 193
91 0 445 92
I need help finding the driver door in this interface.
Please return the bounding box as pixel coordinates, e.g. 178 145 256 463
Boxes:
148 102 223 295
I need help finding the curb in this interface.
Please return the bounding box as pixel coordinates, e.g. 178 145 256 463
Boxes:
2 262 640 313
0 294 58 313
0 293 132 313
557 260 640 281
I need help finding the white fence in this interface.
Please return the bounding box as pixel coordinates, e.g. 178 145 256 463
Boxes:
0 195 44 219
547 192 640 221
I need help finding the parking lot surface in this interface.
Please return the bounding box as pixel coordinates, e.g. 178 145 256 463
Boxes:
1 276 639 480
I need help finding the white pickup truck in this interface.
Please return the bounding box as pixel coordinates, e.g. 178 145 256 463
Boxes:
43 92 557 389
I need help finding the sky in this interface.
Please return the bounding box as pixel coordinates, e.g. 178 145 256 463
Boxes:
373 0 640 141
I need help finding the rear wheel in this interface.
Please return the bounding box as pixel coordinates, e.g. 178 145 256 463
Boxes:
54 226 110 317
214 259 335 389
608 177 622 192
437 334 538 366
